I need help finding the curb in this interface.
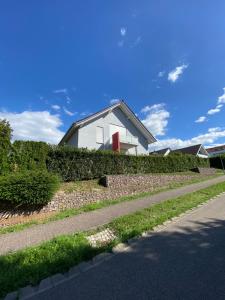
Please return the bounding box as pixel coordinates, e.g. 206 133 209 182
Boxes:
4 192 224 300
5 247 127 300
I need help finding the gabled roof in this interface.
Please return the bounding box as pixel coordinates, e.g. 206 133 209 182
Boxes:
206 144 225 153
150 148 171 155
59 100 157 145
173 144 209 156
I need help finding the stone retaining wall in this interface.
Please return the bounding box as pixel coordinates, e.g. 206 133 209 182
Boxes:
0 173 209 225
191 167 216 175
100 174 201 188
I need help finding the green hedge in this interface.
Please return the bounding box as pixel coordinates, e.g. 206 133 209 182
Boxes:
47 146 210 181
12 141 50 171
0 141 50 174
0 171 60 206
210 155 225 170
0 140 210 182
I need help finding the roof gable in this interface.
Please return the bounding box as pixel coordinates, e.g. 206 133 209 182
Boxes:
150 148 171 155
206 144 225 153
59 100 157 145
173 144 208 156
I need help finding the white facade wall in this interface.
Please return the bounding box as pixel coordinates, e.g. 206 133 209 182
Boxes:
66 107 149 155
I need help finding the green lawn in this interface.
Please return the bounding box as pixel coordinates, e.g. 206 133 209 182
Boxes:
0 173 222 236
0 180 225 299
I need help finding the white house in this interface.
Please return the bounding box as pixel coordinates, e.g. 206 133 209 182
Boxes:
173 144 209 158
206 145 225 157
59 100 157 155
150 148 171 156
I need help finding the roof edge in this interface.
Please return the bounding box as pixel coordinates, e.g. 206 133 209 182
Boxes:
59 100 157 145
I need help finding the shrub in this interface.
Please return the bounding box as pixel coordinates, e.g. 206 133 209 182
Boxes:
12 141 50 171
0 171 60 206
47 146 210 181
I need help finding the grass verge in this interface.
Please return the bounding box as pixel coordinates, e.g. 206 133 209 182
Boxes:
0 180 225 298
0 174 223 236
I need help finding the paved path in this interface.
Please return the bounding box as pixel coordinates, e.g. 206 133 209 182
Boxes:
29 191 225 300
1 175 225 255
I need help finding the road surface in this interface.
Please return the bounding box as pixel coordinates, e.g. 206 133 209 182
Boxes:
28 192 225 300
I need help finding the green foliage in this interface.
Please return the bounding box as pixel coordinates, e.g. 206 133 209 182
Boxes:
13 141 50 171
47 146 210 181
210 154 225 170
0 233 102 299
0 119 12 145
0 119 13 174
0 171 60 206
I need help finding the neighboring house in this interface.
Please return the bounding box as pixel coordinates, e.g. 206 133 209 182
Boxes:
150 148 171 156
206 145 225 157
172 144 209 158
59 100 157 155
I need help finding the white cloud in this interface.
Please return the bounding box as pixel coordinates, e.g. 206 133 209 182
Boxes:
168 64 188 83
0 111 64 144
218 88 225 104
158 71 165 77
51 105 60 111
63 107 76 116
53 88 68 94
195 116 206 123
208 127 221 133
80 111 89 117
207 106 221 115
141 103 164 114
141 103 170 136
120 27 126 36
130 36 142 48
110 99 120 105
53 88 72 104
66 95 71 104
195 88 225 123
149 127 225 151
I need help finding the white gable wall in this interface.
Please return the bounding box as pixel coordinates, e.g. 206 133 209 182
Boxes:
66 107 149 155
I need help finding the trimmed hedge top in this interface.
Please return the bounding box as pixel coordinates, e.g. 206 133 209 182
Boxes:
0 140 210 181
47 146 210 181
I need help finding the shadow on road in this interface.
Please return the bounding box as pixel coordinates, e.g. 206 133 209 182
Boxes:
42 218 225 300
1 218 225 300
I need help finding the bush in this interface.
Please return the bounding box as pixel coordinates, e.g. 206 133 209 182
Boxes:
47 146 210 181
0 171 60 206
12 141 50 171
0 139 50 174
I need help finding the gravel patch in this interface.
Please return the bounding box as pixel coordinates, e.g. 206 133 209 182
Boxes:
87 229 116 247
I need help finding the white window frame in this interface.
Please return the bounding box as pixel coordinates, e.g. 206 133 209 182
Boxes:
96 126 104 144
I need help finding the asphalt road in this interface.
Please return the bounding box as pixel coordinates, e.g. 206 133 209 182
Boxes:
28 192 225 300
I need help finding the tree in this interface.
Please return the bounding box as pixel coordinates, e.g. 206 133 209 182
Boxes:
0 119 12 145
0 119 13 174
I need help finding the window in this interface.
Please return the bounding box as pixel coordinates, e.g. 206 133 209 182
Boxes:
96 126 104 144
109 124 126 137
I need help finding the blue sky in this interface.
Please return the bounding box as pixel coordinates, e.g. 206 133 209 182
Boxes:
0 1 225 149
